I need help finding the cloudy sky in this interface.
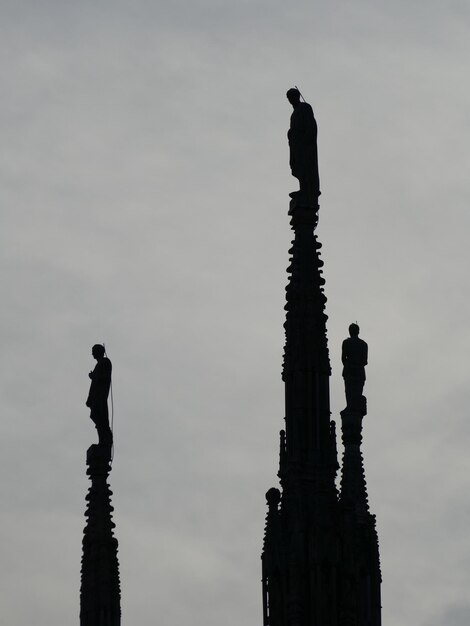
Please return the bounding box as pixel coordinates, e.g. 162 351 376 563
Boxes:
1 1 470 625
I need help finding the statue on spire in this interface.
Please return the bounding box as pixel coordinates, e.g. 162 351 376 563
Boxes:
342 323 368 413
81 345 120 625
286 87 320 207
86 344 113 447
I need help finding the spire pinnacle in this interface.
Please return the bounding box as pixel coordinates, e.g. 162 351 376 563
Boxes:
80 347 121 625
80 445 121 625
260 94 381 626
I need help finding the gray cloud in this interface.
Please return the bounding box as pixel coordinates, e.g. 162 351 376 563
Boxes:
1 2 470 625
425 603 470 626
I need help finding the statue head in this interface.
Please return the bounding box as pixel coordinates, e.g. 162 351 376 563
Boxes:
266 487 281 507
286 87 301 106
349 323 360 337
92 344 106 360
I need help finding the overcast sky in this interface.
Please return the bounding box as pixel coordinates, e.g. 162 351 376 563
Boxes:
1 1 470 625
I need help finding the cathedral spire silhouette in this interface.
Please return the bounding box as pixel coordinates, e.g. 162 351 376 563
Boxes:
80 346 121 626
80 445 121 626
261 93 381 626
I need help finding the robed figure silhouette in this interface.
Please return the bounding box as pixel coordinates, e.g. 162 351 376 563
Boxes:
286 87 320 205
342 323 368 410
86 344 113 446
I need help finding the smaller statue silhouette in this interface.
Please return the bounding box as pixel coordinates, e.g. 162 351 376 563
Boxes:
342 324 368 411
286 87 320 206
86 344 113 446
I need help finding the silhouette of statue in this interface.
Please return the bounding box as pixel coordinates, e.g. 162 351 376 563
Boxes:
286 87 320 206
342 324 368 411
86 344 113 446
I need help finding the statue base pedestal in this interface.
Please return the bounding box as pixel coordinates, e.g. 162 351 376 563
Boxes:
288 190 320 215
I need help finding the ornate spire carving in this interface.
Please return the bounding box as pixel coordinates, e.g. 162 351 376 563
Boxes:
262 198 340 626
260 94 381 626
80 346 120 625
80 445 121 626
282 206 334 473
338 328 382 625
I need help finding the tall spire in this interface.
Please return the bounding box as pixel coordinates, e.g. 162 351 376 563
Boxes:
262 197 340 626
80 445 121 626
80 345 121 625
337 408 382 626
339 323 370 517
261 91 381 626
282 207 336 475
338 327 381 626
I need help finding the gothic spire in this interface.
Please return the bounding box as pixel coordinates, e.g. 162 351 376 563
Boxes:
80 445 121 626
282 207 334 472
338 327 382 625
339 323 370 517
80 345 120 625
262 196 340 626
261 91 381 626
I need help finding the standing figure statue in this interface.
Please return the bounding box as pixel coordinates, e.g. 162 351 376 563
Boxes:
286 87 320 206
86 344 113 447
342 324 368 411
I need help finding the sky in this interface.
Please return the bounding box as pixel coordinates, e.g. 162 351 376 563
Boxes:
1 1 470 625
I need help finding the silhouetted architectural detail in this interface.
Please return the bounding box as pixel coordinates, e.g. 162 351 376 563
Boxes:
80 444 121 626
286 88 320 206
339 335 381 626
81 346 120 625
262 488 283 626
87 344 113 447
342 324 368 413
261 102 381 626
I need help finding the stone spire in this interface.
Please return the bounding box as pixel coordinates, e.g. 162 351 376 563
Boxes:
339 409 370 518
338 329 382 626
80 444 121 626
80 345 120 625
262 197 340 626
282 206 336 476
261 92 381 626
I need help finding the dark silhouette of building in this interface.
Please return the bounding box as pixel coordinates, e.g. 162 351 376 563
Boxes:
80 347 121 626
261 104 381 626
